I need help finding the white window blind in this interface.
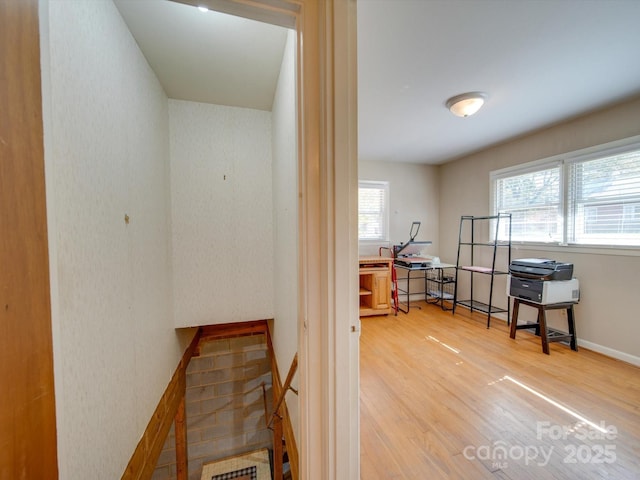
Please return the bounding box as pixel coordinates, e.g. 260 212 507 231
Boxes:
493 163 562 243
491 137 640 248
567 148 640 246
358 181 389 242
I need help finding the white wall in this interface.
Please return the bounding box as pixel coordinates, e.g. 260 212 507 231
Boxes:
358 161 440 257
41 1 193 478
358 161 440 303
169 100 274 327
270 30 300 440
439 96 640 364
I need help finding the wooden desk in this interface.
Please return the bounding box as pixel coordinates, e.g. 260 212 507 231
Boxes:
359 257 393 317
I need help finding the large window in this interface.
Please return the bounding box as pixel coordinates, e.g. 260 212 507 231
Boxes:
358 180 389 242
491 137 640 247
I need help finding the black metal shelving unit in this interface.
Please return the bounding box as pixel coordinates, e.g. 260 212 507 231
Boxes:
452 214 512 328
426 266 456 311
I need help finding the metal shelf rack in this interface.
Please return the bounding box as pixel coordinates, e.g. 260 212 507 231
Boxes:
452 214 512 328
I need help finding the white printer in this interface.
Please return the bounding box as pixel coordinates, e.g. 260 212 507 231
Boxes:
508 258 579 305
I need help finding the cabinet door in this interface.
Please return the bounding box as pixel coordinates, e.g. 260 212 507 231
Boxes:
372 270 391 309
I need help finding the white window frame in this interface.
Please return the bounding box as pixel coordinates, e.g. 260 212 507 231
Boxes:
491 159 563 244
491 135 640 251
358 180 389 243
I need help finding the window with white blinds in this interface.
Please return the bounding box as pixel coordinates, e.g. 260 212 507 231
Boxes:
491 137 640 247
567 148 640 246
358 181 389 242
493 162 562 243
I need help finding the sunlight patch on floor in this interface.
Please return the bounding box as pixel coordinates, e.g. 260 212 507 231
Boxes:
426 335 460 354
496 375 608 434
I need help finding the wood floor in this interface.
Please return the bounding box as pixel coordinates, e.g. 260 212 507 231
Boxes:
360 301 640 479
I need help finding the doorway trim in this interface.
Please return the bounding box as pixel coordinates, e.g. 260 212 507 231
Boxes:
0 0 59 477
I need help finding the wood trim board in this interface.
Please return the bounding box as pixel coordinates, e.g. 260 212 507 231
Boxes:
266 323 299 480
121 328 201 480
0 0 59 477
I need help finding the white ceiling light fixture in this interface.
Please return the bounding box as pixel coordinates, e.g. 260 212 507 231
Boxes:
446 92 488 117
197 6 209 12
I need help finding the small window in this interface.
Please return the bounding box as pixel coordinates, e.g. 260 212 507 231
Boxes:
358 181 389 242
491 137 640 248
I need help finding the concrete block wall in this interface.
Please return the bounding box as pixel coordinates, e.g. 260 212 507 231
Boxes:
153 334 273 480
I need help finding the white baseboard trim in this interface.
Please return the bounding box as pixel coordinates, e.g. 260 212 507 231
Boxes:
406 293 429 303
406 293 455 302
403 293 454 308
576 340 640 367
449 304 640 367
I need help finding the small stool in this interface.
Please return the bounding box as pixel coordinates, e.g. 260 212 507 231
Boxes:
509 298 578 354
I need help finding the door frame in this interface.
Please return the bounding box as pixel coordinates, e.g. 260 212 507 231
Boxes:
177 0 360 478
0 0 59 477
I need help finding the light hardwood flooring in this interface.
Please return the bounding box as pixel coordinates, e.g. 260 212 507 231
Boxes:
360 301 640 479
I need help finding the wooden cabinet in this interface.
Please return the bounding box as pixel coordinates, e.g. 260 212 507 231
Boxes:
359 257 393 316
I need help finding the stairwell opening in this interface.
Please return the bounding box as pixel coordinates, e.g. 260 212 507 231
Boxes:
152 328 287 480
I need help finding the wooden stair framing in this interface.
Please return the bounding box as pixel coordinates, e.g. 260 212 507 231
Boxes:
122 319 299 480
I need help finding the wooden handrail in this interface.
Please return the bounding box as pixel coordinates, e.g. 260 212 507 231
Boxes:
268 353 298 429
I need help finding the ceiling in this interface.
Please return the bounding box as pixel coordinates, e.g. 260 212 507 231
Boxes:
358 0 640 164
115 0 640 165
113 0 288 111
